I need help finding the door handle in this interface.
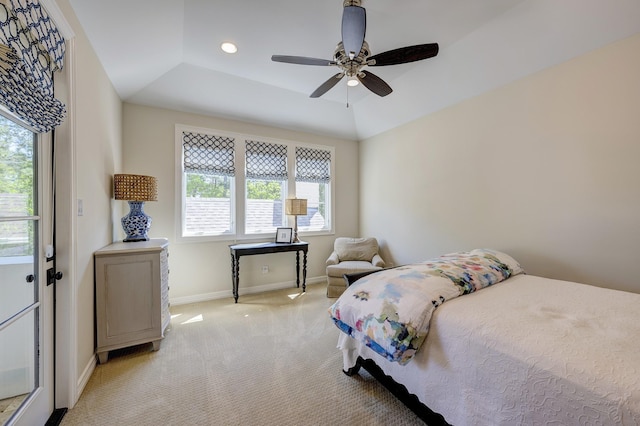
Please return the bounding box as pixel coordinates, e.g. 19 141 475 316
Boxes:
47 268 63 286
26 274 35 283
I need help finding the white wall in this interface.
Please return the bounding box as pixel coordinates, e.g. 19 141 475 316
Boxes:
122 104 359 303
360 33 640 294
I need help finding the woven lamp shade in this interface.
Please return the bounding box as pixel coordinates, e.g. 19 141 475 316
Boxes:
285 198 307 216
114 174 158 202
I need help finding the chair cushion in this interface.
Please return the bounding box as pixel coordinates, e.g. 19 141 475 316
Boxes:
334 237 379 262
327 261 381 277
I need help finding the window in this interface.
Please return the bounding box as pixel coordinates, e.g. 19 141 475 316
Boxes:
245 140 288 235
176 125 334 241
295 147 331 233
181 131 235 237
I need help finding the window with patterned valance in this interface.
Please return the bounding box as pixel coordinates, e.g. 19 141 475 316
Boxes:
0 0 66 133
244 140 288 233
181 130 236 237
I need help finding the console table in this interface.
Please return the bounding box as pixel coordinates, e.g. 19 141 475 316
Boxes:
229 241 308 303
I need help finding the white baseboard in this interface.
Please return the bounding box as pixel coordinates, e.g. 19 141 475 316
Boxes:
75 353 97 404
169 275 326 306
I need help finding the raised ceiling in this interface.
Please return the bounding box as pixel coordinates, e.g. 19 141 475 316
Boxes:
67 0 640 141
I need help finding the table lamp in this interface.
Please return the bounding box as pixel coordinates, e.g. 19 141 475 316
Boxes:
285 198 307 243
114 174 158 242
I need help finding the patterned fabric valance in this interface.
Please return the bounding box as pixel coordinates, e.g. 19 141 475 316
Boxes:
295 147 331 183
9 0 65 71
0 0 66 133
245 140 288 181
183 132 236 177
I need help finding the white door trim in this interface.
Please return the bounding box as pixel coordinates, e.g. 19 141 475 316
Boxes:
51 33 80 410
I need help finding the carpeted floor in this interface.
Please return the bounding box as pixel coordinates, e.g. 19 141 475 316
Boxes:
61 283 424 425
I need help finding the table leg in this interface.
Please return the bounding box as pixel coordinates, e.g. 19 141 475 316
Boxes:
295 250 300 288
302 250 307 292
231 254 240 303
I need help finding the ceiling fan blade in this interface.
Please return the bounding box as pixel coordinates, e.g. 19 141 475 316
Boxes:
310 73 344 98
368 43 439 66
271 55 336 66
357 70 392 97
341 5 366 59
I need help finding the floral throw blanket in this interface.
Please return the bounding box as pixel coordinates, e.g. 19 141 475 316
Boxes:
328 249 524 365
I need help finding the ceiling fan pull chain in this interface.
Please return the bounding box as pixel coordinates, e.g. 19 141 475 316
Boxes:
346 83 350 108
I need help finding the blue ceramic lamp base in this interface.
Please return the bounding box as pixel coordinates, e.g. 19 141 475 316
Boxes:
121 201 152 242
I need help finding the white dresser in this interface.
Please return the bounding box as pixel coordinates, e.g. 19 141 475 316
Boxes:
94 238 170 363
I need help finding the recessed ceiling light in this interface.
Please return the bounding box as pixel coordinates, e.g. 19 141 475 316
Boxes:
221 42 237 54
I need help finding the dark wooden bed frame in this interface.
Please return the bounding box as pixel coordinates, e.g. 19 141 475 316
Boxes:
343 356 449 425
342 270 450 425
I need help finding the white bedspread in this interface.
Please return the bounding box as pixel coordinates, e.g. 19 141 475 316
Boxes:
338 274 640 425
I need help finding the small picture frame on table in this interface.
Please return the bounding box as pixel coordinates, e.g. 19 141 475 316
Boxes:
275 227 292 243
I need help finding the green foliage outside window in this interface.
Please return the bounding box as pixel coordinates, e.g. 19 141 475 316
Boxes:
0 119 34 212
186 173 231 198
186 174 282 201
246 180 281 200
0 116 36 256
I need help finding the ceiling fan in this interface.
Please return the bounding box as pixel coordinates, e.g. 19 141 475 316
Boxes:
271 0 439 98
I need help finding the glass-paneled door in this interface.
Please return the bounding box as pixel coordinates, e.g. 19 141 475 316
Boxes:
0 113 54 425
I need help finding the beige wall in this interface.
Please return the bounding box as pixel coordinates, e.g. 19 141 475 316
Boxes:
73 32 122 382
122 104 359 302
360 33 640 294
57 0 123 404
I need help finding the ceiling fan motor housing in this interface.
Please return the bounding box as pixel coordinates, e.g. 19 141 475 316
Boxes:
343 0 362 7
334 41 370 77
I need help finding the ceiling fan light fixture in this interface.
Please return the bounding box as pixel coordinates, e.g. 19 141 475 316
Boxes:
347 77 359 87
221 42 238 54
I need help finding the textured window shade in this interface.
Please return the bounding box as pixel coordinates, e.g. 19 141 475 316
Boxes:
295 147 331 183
183 132 235 177
0 0 66 133
245 140 288 181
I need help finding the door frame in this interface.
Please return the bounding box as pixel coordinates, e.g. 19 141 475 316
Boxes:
50 34 77 416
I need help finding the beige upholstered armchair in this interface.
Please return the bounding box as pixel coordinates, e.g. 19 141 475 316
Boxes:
326 237 385 297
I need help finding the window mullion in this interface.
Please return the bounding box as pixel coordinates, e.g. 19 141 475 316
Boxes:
287 153 296 198
235 140 246 237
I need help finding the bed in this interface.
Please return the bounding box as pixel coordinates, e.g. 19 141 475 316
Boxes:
328 249 640 425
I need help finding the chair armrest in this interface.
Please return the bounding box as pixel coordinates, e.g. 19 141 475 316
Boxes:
372 254 385 268
326 251 340 266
